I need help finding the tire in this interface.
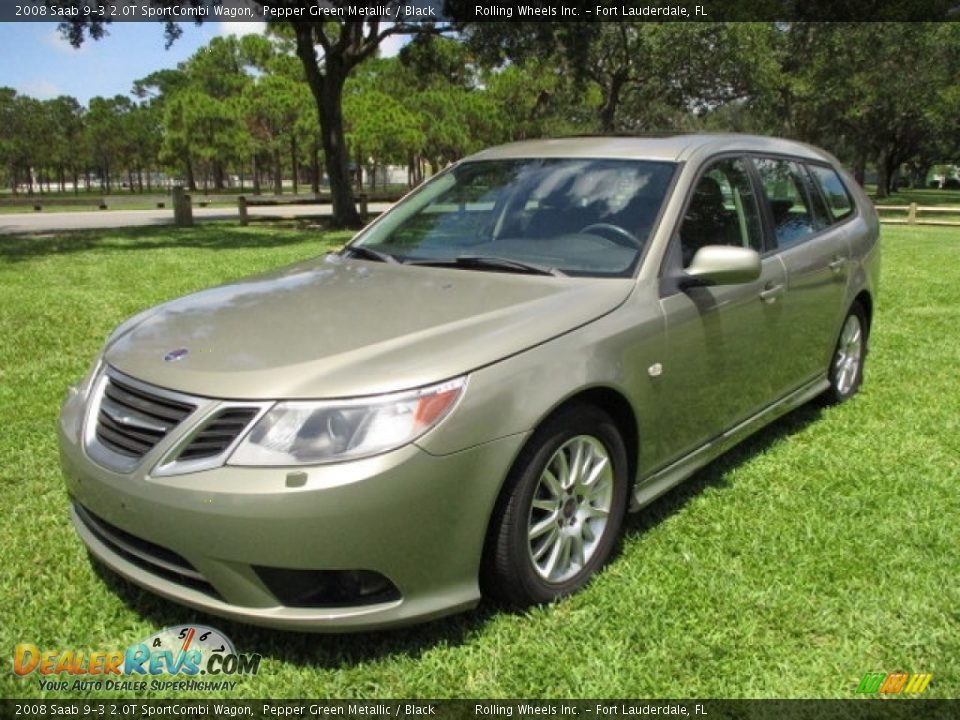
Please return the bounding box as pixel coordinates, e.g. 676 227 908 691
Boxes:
823 302 868 404
482 404 629 606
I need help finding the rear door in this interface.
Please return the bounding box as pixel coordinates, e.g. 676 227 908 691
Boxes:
751 157 852 388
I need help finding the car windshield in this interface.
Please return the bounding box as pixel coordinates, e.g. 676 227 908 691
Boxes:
351 158 677 277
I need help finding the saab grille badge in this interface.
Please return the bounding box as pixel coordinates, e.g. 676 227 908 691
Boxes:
164 347 189 362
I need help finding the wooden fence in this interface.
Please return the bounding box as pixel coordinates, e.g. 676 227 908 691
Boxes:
875 203 960 226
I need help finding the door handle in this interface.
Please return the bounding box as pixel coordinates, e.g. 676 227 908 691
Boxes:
828 256 847 273
759 282 785 304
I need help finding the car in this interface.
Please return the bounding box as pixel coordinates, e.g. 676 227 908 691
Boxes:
59 134 880 631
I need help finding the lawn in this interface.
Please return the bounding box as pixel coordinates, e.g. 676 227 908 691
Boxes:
869 186 960 206
1 223 957 700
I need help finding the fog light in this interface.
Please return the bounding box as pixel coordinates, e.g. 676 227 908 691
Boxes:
252 567 400 608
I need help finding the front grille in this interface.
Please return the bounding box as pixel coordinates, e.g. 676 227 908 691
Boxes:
73 502 220 599
176 407 259 462
95 375 195 458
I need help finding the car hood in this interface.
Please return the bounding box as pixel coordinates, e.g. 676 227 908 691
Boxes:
103 255 634 399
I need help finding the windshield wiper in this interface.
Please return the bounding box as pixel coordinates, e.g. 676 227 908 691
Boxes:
342 245 398 264
408 255 566 277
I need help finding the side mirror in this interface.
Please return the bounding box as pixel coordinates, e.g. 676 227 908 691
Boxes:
681 245 761 287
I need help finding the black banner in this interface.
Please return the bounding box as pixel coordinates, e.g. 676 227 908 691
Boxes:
1 700 959 720
4 0 960 23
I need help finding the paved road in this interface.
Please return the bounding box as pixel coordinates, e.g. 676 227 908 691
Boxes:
0 203 394 235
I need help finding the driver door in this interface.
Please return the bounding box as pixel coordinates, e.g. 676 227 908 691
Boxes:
655 157 789 466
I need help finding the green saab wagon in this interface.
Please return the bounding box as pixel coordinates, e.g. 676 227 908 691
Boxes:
59 135 880 631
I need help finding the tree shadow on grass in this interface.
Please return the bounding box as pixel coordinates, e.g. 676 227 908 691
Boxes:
0 222 349 264
87 401 826 670
621 401 824 538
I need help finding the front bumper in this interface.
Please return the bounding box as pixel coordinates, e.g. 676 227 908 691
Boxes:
59 384 527 632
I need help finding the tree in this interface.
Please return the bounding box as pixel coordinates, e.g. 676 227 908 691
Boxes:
133 68 192 192
45 96 86 193
85 95 134 193
768 23 960 196
57 7 455 227
466 23 778 134
288 19 455 226
0 88 22 192
481 60 597 140
243 74 308 194
161 89 245 192
244 36 319 195
344 88 423 189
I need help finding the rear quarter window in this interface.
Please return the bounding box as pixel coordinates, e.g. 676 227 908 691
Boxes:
808 164 855 222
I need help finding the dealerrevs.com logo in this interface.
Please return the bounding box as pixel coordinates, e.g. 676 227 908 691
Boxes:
13 625 261 693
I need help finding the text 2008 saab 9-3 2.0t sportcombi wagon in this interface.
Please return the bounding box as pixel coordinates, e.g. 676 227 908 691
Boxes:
59 134 879 631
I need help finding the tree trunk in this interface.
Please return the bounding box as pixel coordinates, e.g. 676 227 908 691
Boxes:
185 158 196 192
252 154 261 195
272 147 282 195
853 153 866 188
294 26 361 228
875 153 889 199
290 135 299 195
311 143 320 195
598 73 626 134
885 152 898 196
213 161 225 191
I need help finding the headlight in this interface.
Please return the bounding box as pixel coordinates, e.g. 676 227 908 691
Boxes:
228 377 467 466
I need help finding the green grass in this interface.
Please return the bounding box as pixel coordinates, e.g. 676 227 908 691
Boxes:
869 187 960 206
1 224 957 700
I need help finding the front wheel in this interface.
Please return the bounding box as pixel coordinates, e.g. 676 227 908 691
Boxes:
482 405 629 606
824 302 868 404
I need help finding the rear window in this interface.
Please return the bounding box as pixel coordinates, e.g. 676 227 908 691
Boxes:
808 164 855 221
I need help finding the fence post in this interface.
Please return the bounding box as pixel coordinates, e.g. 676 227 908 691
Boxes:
908 202 917 224
172 186 193 227
238 196 248 226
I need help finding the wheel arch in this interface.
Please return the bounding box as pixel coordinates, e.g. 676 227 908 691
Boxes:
852 289 873 338
487 384 641 520
558 386 640 489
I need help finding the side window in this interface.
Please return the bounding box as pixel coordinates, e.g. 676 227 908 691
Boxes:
754 158 827 249
801 166 832 229
678 158 763 268
807 164 855 222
